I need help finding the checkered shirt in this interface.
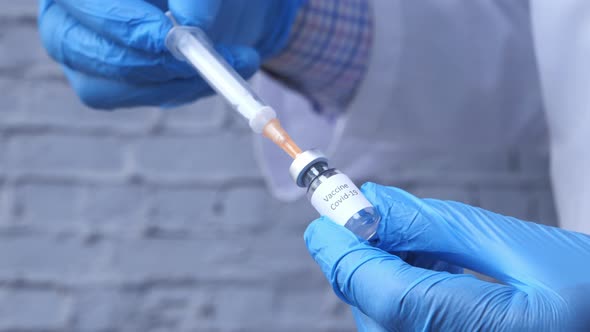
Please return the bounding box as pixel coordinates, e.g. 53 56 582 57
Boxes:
264 0 374 112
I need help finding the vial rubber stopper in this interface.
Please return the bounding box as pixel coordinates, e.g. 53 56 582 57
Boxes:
289 150 328 187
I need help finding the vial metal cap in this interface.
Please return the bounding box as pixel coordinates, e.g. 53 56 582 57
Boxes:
289 150 328 187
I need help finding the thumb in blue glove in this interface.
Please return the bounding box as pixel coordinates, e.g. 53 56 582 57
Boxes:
305 183 590 331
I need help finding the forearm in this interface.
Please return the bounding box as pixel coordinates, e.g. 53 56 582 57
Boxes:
263 0 374 111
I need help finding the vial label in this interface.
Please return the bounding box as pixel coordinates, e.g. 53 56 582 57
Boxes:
310 174 372 226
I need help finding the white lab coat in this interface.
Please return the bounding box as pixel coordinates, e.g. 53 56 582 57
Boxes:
531 1 590 234
255 0 589 234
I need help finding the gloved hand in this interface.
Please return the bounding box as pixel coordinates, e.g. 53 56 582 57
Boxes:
305 183 590 331
38 0 304 109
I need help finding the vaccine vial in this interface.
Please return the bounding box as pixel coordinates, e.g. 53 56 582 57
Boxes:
290 150 381 240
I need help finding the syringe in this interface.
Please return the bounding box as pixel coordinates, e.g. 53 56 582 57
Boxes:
165 14 302 159
165 14 380 240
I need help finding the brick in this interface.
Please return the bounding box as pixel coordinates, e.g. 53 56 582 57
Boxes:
0 289 68 331
275 287 354 328
0 1 37 18
0 78 23 123
137 287 274 331
0 23 49 74
15 182 83 225
111 230 315 283
0 233 107 281
162 95 228 132
205 287 274 329
136 288 196 331
7 134 124 175
0 185 9 224
82 184 147 226
477 188 533 220
265 197 317 234
0 139 4 173
246 231 318 279
173 286 353 331
72 288 138 332
135 133 260 181
217 186 274 229
148 187 217 230
149 186 285 233
110 237 250 281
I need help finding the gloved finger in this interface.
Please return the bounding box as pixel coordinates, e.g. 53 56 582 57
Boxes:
350 307 388 332
168 0 222 29
361 182 584 286
52 0 171 53
62 45 259 109
305 217 522 331
39 3 195 83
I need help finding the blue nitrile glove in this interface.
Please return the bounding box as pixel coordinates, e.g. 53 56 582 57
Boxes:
38 0 304 109
305 183 590 331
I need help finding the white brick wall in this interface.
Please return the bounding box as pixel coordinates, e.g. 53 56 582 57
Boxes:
0 3 555 331
0 289 70 331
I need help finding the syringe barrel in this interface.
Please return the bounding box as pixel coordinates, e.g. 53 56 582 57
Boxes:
165 26 275 133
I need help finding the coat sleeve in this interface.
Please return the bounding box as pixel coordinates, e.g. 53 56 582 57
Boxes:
531 1 590 234
348 0 543 146
357 0 590 233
